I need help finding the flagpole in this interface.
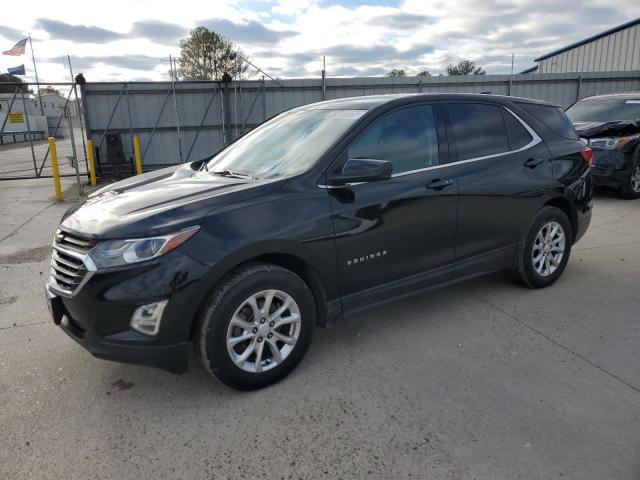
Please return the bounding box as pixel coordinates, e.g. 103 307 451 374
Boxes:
28 33 44 116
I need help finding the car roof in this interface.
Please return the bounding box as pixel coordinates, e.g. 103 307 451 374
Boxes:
304 93 559 110
578 92 640 101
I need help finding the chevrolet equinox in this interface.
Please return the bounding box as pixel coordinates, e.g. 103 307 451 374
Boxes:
46 94 593 390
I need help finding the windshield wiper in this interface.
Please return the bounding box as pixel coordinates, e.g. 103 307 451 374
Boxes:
211 170 259 180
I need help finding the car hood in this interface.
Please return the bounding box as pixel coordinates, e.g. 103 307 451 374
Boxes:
61 163 284 239
574 120 640 138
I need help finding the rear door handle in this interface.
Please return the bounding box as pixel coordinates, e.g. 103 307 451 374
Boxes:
524 158 544 168
426 179 454 191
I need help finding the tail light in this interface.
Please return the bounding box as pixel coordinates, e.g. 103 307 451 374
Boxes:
580 146 593 167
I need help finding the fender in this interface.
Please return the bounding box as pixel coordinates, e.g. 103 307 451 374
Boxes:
196 239 334 293
182 238 341 331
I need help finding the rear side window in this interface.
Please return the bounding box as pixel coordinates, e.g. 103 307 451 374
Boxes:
446 103 508 160
518 103 578 140
503 109 533 150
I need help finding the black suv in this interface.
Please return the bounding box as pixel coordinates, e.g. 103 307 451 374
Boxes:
47 94 593 390
565 92 640 198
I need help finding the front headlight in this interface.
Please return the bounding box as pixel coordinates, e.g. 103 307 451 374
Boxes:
89 226 200 269
613 135 640 151
594 135 640 150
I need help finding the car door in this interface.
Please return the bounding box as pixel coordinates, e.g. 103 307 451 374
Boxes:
325 102 458 310
444 101 553 276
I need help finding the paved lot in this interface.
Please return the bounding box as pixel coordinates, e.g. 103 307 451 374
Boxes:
1 179 639 479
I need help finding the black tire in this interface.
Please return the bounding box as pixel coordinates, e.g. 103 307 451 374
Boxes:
512 206 573 289
194 262 315 390
619 156 640 199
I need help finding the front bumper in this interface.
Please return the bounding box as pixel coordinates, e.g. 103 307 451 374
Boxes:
46 248 210 373
589 147 631 189
49 292 190 373
591 165 631 189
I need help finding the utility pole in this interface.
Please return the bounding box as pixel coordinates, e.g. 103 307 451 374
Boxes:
169 54 183 162
173 57 179 80
509 52 515 96
322 55 326 101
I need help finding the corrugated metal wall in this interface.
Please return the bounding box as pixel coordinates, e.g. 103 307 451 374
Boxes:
538 23 640 73
82 70 640 168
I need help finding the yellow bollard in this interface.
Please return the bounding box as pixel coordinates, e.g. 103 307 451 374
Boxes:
48 137 62 202
86 139 97 186
133 136 142 175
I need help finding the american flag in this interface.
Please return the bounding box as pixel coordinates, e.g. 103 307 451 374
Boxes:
2 38 28 56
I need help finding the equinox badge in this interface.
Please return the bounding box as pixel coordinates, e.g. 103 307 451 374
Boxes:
347 250 387 266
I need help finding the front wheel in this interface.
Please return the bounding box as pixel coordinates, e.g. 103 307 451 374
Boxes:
194 263 315 390
512 206 573 288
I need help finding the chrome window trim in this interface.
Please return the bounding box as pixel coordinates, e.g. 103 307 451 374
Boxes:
318 106 541 188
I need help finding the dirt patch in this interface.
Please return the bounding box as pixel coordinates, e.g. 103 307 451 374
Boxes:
111 379 134 391
0 246 50 264
0 295 18 305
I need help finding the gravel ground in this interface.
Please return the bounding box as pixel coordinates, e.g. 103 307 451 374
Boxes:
1 179 639 480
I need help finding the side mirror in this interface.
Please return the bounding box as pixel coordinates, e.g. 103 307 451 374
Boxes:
327 159 393 186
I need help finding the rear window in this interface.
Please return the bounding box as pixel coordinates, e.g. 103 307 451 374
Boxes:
446 103 509 160
518 103 578 140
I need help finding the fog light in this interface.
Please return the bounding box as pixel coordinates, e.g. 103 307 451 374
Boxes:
130 300 168 336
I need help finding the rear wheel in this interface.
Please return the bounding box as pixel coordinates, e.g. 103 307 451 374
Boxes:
512 206 573 288
620 159 640 199
194 263 315 390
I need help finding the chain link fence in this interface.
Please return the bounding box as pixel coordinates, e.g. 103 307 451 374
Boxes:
0 82 88 183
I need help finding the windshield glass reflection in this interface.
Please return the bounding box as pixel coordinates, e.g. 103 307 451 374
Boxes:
206 109 365 179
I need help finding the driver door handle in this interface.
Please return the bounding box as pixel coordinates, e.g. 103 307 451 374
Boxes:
426 179 454 191
524 158 544 168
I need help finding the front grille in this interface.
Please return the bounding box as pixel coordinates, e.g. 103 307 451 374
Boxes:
49 230 96 295
54 230 96 254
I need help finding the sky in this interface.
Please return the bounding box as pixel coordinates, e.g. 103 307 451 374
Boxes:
1 0 639 83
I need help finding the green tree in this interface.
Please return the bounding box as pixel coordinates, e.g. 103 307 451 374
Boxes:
38 85 62 96
0 74 29 94
386 68 406 77
416 70 431 77
446 60 486 75
179 27 248 80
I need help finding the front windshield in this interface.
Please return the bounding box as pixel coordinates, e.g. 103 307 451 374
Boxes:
206 108 366 179
565 98 640 123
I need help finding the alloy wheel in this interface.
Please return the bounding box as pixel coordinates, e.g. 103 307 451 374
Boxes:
226 289 301 373
532 221 565 277
631 166 640 193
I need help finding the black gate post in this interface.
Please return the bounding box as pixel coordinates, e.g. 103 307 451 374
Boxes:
222 72 233 143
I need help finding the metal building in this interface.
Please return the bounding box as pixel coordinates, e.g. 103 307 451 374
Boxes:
523 17 640 74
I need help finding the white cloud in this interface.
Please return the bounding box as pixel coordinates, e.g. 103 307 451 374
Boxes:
272 0 317 17
0 0 638 82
